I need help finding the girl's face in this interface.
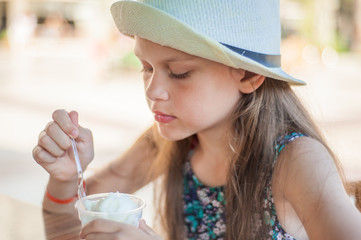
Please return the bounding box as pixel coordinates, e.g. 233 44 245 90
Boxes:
134 37 242 141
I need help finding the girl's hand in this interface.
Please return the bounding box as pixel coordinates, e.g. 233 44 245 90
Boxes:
32 109 94 182
79 219 163 240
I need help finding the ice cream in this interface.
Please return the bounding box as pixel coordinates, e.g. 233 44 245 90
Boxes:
84 192 138 213
75 192 145 226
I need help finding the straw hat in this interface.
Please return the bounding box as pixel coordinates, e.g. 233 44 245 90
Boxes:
110 0 305 85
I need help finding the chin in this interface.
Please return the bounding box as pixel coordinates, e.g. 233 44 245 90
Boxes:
156 124 192 142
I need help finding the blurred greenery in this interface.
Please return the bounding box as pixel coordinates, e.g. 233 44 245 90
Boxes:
286 0 358 52
335 32 351 52
120 51 141 70
0 29 6 40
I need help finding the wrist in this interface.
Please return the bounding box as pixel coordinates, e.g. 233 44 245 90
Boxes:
45 181 86 204
46 177 78 200
49 175 78 185
45 191 77 204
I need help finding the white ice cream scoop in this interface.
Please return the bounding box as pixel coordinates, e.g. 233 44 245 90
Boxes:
75 192 146 226
84 192 138 213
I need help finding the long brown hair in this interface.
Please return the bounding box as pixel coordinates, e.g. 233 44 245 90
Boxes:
148 78 342 239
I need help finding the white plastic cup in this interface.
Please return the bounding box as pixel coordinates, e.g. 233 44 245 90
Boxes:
75 193 146 227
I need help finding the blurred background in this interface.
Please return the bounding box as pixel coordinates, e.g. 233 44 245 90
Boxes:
0 0 360 220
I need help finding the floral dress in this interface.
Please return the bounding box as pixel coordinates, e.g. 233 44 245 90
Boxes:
182 132 306 240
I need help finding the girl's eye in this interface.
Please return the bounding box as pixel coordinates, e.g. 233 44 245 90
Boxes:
169 71 190 79
140 67 190 79
140 67 153 73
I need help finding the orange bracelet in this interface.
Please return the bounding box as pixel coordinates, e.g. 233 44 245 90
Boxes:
45 191 77 204
45 181 86 204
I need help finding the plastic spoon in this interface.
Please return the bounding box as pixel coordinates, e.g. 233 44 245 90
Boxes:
71 138 86 199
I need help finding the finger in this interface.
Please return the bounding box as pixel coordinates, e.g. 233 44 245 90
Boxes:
52 109 78 138
45 121 72 150
139 219 157 236
69 111 79 128
76 125 93 143
67 110 92 144
32 146 57 164
38 131 65 157
80 219 128 238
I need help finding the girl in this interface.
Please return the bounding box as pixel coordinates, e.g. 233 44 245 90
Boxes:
33 0 361 239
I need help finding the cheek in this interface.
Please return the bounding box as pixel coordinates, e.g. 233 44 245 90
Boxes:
169 86 203 120
207 91 241 118
176 83 240 123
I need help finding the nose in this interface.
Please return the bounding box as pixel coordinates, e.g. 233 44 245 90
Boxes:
145 71 169 102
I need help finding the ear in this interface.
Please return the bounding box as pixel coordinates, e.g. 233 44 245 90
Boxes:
230 68 265 94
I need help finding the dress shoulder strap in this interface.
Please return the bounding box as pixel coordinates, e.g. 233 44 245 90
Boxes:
273 132 307 167
262 132 308 239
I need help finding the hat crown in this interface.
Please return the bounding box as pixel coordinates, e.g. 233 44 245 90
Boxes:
139 0 281 55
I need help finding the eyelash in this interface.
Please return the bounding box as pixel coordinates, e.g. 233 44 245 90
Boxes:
140 67 190 79
140 67 153 73
169 71 190 79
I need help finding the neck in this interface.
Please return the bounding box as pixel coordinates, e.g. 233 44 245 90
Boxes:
189 127 231 187
196 134 231 164
194 120 234 166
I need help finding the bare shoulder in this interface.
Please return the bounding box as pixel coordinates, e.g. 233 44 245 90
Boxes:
276 136 334 172
276 137 338 183
273 136 342 201
272 136 361 239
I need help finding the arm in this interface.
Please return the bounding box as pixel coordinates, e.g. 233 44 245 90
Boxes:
33 110 159 215
273 137 361 240
85 126 158 195
33 110 94 214
42 126 158 215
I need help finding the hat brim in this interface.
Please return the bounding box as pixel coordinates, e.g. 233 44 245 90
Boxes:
111 1 305 85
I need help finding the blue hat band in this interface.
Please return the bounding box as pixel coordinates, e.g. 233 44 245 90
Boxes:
220 43 281 68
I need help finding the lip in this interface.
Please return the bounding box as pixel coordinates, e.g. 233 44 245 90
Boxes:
153 111 176 123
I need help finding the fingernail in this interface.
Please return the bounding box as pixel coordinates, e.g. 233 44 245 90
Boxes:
71 130 78 138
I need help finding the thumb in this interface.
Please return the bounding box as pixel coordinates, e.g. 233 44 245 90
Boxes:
68 111 79 128
139 219 157 236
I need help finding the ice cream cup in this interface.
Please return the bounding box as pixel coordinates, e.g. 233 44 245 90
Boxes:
75 193 146 227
